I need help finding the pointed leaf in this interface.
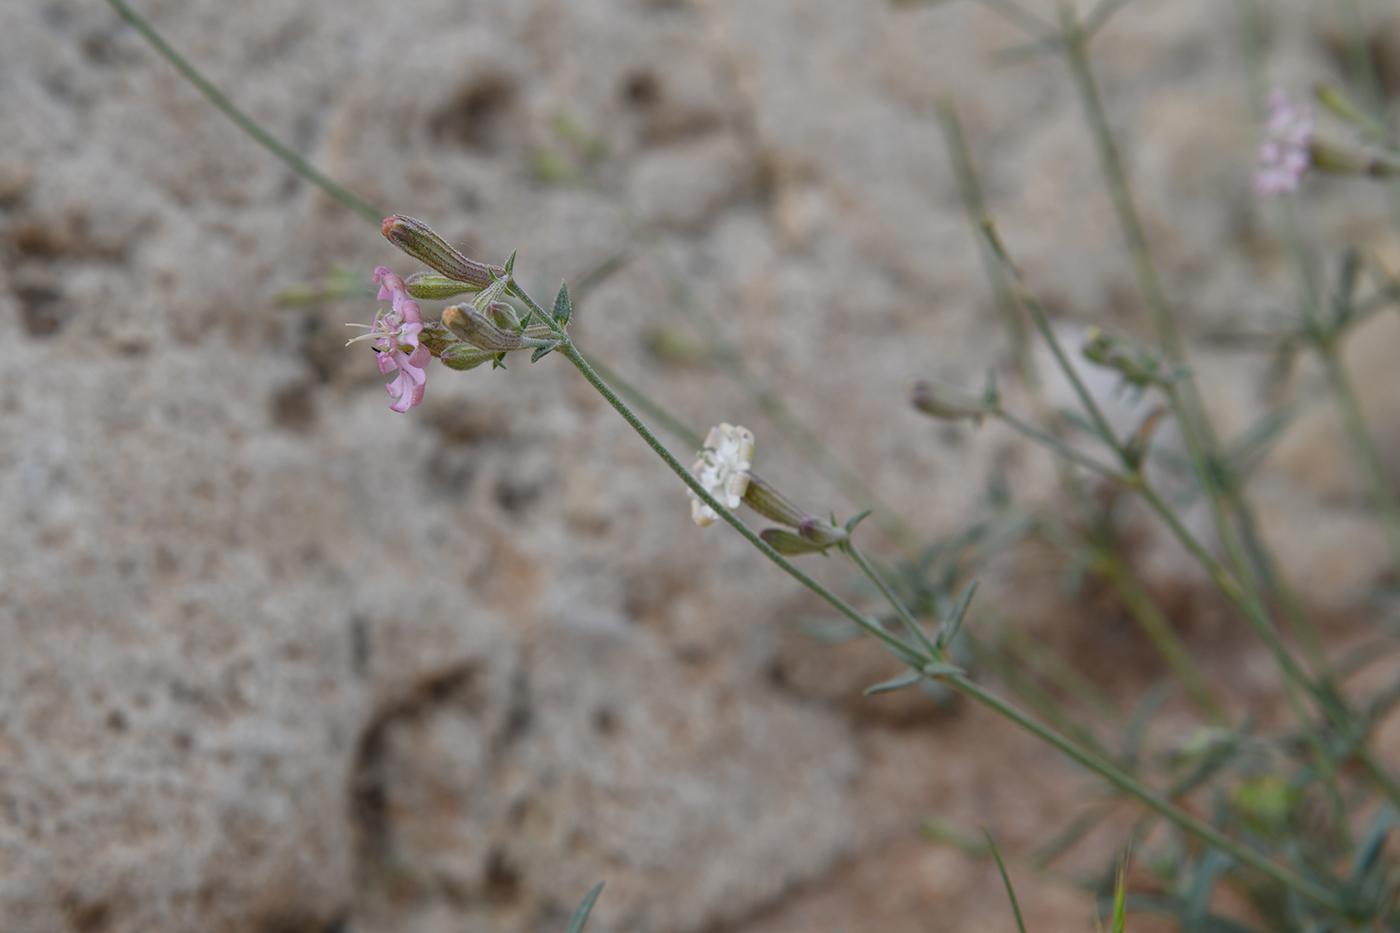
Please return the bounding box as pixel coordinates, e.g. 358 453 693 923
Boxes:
864 670 924 696
565 882 605 933
531 344 556 363
921 661 966 678
983 829 1028 933
553 280 573 325
937 580 979 650
845 509 873 533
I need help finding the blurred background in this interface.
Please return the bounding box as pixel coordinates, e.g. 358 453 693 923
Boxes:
3 0 1400 930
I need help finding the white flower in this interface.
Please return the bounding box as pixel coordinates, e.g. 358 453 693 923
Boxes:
689 423 755 527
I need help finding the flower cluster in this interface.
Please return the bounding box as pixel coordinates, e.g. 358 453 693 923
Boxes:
346 266 430 412
689 423 755 527
1255 89 1312 196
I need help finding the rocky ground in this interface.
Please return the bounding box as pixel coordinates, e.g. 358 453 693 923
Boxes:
3 1 1399 931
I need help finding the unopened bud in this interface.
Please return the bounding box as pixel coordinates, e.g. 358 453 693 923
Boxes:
439 345 496 371
382 215 502 288
405 272 483 301
442 304 523 351
1082 327 1161 386
1308 141 1398 178
743 474 847 553
797 516 848 549
742 474 809 527
760 528 832 555
908 380 994 422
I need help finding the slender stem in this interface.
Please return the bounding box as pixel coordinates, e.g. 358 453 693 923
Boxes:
996 411 1123 479
580 352 703 450
618 201 922 555
844 543 940 659
1094 554 1227 724
1320 343 1400 572
561 325 1350 913
977 220 1124 455
557 340 923 668
949 675 1348 913
103 0 384 226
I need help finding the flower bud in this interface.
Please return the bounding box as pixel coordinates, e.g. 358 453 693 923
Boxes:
797 516 848 549
442 304 524 352
761 528 831 555
382 215 502 288
908 380 994 422
742 474 809 527
439 345 496 371
405 272 483 300
743 474 847 551
1082 327 1161 386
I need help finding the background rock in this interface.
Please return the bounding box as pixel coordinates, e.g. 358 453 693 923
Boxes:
1 1 1397 931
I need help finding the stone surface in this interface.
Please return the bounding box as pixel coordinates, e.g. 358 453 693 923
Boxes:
2 1 1399 932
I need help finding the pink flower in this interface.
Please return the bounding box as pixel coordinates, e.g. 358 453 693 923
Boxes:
346 266 431 412
1255 89 1312 196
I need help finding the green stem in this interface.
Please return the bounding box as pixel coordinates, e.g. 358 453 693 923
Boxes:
843 542 940 659
619 201 922 555
977 220 1124 456
996 411 1122 479
949 674 1348 913
1320 343 1400 573
1095 554 1227 724
560 327 1349 914
556 340 923 668
103 0 384 226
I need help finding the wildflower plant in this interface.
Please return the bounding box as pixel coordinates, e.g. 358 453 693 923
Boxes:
105 0 1400 928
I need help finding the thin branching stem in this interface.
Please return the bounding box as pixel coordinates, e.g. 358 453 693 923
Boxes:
559 328 1350 914
103 0 384 225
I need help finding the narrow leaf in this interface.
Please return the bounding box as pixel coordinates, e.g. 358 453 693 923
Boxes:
937 580 979 649
921 661 966 678
565 882 605 933
864 670 923 696
982 829 1028 933
553 280 573 325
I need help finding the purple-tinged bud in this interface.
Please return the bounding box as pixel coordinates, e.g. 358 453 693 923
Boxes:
484 300 521 332
908 379 994 423
743 473 848 552
797 516 848 549
382 215 501 288
405 272 483 300
442 304 524 352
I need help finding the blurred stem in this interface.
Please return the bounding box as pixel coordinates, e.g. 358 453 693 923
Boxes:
563 324 1350 912
1335 0 1400 235
964 628 1114 759
1055 4 1352 729
103 0 383 226
844 542 940 659
947 674 1348 913
978 220 1124 454
1093 554 1227 724
1319 340 1400 573
936 99 1034 383
620 203 922 555
995 411 1121 478
579 351 703 451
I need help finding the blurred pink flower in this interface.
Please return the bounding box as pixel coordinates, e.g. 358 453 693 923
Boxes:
1255 89 1312 196
346 266 431 412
